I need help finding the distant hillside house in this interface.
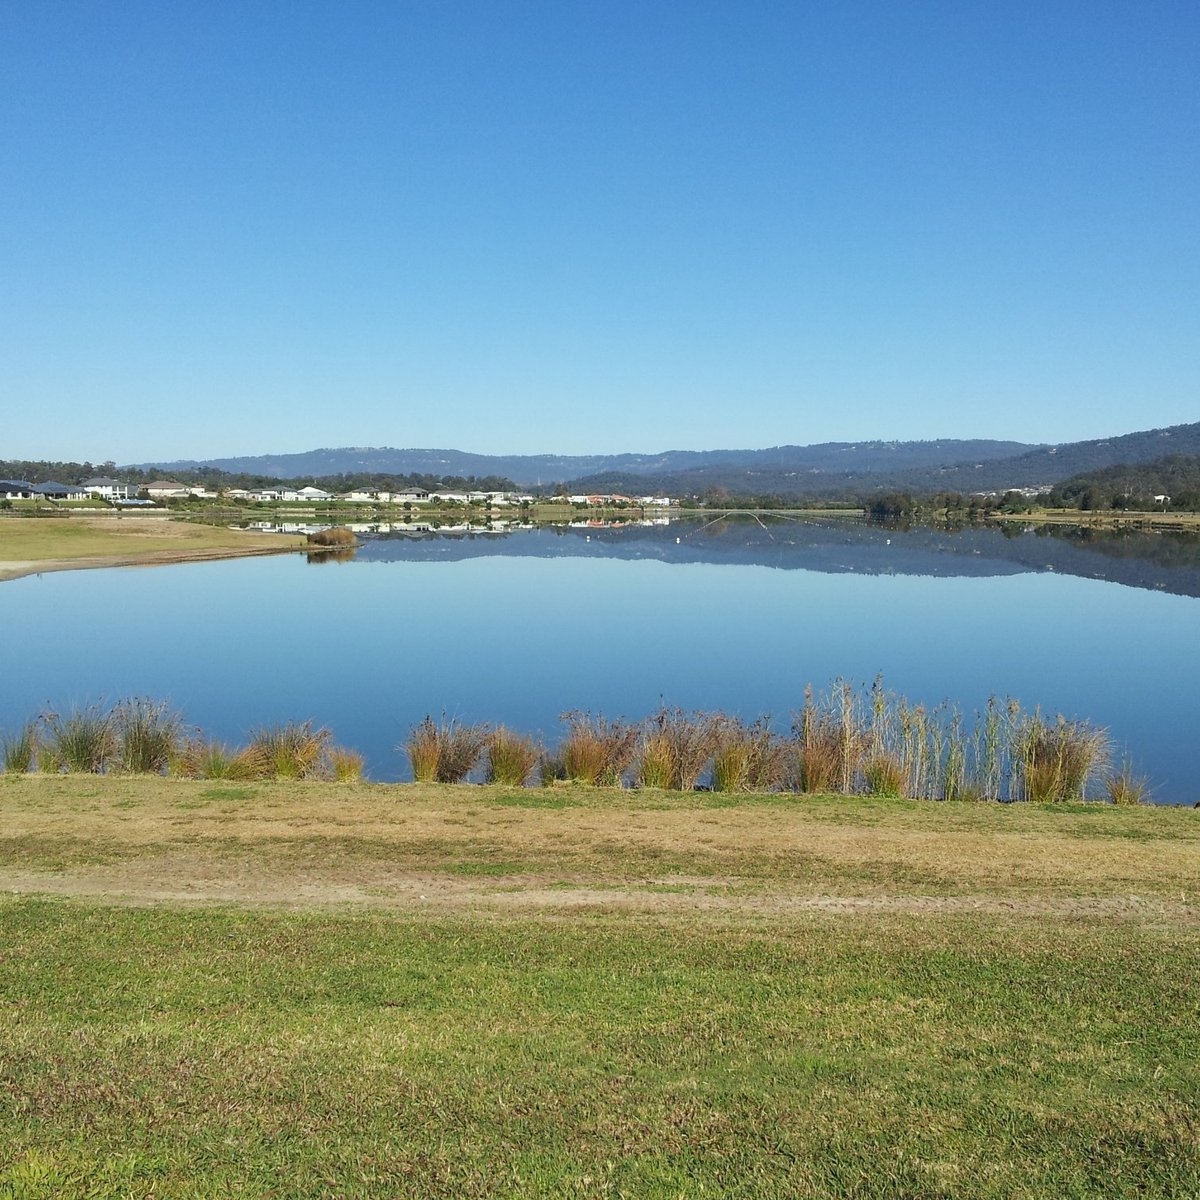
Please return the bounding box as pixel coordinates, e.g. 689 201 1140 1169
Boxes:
144 480 190 500
393 488 430 503
1 479 35 499
83 477 136 501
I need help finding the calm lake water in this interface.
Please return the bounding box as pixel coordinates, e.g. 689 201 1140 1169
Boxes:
2 516 1197 803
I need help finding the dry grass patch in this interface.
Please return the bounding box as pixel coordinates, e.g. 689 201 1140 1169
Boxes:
1 777 1197 916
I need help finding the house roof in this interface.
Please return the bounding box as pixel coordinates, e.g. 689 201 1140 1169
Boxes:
1 479 34 491
33 481 76 494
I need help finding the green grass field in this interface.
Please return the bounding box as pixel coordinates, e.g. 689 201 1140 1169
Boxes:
1 777 1197 1198
0 515 303 578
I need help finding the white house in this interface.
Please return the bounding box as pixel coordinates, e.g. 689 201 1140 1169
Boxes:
83 477 136 501
144 480 190 500
1 479 34 499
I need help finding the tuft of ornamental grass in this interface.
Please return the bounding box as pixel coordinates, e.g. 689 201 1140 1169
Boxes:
559 711 637 787
113 698 185 775
635 709 723 791
244 721 333 781
1106 756 1151 806
42 704 117 774
711 719 792 792
1015 713 1110 803
485 727 540 786
404 716 488 784
330 747 366 783
2 722 38 774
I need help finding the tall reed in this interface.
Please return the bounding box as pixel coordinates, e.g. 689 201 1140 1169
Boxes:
794 683 859 794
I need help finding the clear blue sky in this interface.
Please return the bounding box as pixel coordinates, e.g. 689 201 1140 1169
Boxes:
2 1 1196 463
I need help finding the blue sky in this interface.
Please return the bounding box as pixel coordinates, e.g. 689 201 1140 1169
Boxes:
2 1 1196 463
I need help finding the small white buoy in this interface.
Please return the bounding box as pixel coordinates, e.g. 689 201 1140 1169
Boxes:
675 537 681 544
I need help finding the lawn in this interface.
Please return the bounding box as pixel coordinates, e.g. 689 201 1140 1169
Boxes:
1 777 1197 1198
0 515 304 579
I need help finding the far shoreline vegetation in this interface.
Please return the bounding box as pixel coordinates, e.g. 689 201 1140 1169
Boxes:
0 683 1164 806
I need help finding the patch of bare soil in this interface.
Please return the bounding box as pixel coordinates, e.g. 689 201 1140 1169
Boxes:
2 860 1194 926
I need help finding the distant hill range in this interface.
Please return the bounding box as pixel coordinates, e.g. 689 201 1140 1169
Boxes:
140 421 1200 498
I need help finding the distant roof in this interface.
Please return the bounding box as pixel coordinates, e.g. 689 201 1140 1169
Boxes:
0 479 34 490
33 481 76 494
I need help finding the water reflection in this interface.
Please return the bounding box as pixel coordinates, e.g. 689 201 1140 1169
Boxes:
318 515 1200 599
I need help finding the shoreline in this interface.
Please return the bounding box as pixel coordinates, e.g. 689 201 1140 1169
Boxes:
0 540 305 584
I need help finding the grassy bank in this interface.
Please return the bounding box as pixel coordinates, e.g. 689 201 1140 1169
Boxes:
1 776 1198 1198
991 507 1200 529
0 515 305 581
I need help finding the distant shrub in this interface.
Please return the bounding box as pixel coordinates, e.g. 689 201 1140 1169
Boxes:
559 712 637 787
306 527 356 547
404 717 487 784
485 727 540 786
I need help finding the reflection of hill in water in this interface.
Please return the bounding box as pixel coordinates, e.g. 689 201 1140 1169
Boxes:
354 518 1200 599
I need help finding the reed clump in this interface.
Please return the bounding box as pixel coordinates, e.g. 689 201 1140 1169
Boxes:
1106 757 1150 806
243 721 334 781
485 727 540 786
2 723 38 774
794 683 857 794
711 719 791 792
173 739 260 781
42 704 118 774
1016 713 1110 803
559 712 637 786
114 698 185 774
635 708 723 790
330 747 366 783
404 717 488 784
